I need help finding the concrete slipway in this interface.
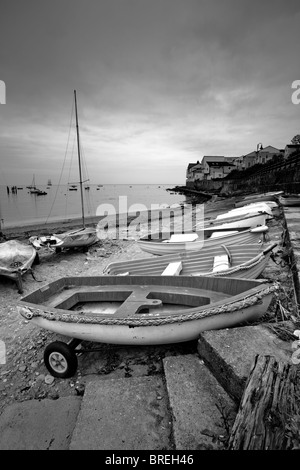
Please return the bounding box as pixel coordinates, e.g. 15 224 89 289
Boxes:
0 200 299 451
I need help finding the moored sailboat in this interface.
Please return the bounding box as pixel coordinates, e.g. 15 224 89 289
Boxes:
29 90 97 252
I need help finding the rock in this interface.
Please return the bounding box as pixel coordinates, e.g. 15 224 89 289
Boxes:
45 375 55 385
75 384 85 396
36 374 45 382
18 365 27 372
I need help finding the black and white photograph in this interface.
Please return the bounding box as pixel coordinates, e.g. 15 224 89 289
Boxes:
0 0 300 455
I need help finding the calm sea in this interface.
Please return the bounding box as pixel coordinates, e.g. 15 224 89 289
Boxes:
0 184 189 229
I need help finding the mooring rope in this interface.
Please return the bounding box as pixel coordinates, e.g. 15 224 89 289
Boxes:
19 282 279 327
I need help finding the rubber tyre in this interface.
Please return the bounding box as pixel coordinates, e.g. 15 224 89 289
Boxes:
55 247 62 253
44 341 78 378
33 252 40 265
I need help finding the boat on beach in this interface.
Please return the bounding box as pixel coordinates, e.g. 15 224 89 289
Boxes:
279 194 300 207
29 90 98 252
216 202 275 220
137 225 269 256
106 242 277 279
18 274 278 377
0 240 38 293
30 226 97 252
235 192 283 207
201 211 268 230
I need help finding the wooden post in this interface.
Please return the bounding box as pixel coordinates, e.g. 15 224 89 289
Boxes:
228 355 300 450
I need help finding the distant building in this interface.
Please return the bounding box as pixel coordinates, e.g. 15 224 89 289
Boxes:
242 151 257 169
232 156 244 171
186 161 201 183
235 145 283 170
206 161 236 180
284 144 300 159
201 156 226 176
255 145 282 165
186 155 236 183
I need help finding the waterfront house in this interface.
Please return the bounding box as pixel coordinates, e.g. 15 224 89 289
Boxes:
186 161 201 183
284 144 300 159
255 145 282 165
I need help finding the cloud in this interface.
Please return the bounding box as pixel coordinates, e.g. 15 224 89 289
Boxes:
0 0 300 184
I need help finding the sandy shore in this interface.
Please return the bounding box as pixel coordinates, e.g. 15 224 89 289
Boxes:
1 194 233 240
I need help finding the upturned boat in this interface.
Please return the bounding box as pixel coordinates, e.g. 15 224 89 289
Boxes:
0 240 38 293
18 275 278 377
106 242 277 279
235 192 283 207
137 225 269 256
201 211 268 230
279 194 300 207
216 203 275 221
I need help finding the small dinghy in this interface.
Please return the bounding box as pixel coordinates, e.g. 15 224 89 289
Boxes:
106 243 277 279
29 227 98 252
0 240 38 293
18 275 278 377
137 225 269 256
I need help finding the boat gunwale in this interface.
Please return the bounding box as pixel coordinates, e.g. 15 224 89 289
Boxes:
19 275 277 326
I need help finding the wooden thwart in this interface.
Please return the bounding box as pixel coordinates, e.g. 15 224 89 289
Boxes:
228 355 300 450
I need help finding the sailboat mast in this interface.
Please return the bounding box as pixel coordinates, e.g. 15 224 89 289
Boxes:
74 89 85 228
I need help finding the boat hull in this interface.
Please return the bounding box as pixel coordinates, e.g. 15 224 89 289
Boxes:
137 225 269 256
203 212 267 230
27 293 273 345
0 240 37 292
19 275 277 346
217 203 274 220
235 194 281 207
30 227 97 249
106 243 277 279
279 196 300 207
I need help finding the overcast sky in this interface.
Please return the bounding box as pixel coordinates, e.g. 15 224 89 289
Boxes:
0 0 300 185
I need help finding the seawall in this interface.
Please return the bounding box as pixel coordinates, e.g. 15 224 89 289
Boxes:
188 152 300 196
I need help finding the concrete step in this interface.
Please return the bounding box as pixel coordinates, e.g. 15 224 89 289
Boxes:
163 354 236 450
69 354 237 450
69 374 173 450
197 322 293 402
0 397 81 450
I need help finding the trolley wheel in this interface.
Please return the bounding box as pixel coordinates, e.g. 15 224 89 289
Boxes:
33 252 40 265
44 341 78 378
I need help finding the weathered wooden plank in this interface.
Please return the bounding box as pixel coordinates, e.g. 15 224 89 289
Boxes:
228 355 300 450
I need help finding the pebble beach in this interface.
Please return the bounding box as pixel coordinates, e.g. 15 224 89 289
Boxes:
0 192 298 449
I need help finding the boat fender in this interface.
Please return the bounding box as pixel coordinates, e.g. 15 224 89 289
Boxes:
250 225 268 233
